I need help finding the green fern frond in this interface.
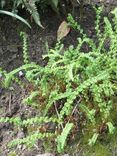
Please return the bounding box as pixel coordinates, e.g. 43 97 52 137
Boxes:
23 0 44 28
106 122 115 134
57 123 73 153
0 116 61 127
23 91 39 107
4 63 40 88
20 32 29 64
80 104 96 124
88 133 99 146
9 131 54 148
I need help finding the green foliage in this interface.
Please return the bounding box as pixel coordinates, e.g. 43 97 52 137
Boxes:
57 123 73 153
0 0 95 27
23 91 39 107
88 133 99 146
80 104 96 124
0 0 59 27
0 7 117 153
106 122 115 134
4 63 40 88
9 132 54 148
0 10 31 28
20 32 29 64
0 116 60 127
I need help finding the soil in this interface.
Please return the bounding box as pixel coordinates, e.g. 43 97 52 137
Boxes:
0 1 117 156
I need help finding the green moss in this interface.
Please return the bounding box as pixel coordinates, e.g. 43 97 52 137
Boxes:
84 143 111 156
8 152 17 156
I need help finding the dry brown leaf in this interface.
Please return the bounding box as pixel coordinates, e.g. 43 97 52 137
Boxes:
57 21 70 41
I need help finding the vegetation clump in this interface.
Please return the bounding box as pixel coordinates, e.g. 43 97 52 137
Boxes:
0 0 78 28
0 7 117 153
0 0 101 28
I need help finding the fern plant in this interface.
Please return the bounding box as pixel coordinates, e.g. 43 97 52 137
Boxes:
0 0 95 28
0 0 59 28
0 7 117 153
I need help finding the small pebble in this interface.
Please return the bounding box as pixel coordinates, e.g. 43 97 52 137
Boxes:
19 71 24 77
